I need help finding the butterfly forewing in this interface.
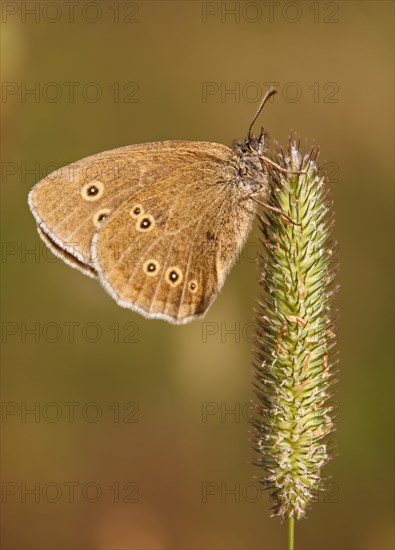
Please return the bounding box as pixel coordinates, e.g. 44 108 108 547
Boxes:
29 141 234 271
29 140 257 323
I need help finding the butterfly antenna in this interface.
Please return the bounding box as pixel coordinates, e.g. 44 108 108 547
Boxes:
248 88 277 140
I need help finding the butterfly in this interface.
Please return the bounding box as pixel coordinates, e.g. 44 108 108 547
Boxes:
28 89 282 324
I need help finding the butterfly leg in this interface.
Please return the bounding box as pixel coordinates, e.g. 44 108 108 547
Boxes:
260 155 306 176
250 196 301 226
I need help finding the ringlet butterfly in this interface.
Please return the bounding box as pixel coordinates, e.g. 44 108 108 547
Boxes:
29 89 282 324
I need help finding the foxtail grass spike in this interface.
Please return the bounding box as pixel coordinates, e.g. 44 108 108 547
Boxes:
252 138 338 520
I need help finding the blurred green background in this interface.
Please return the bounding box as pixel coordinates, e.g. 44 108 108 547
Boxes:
1 1 394 549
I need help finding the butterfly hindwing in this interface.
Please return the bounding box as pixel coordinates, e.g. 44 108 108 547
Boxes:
93 161 256 323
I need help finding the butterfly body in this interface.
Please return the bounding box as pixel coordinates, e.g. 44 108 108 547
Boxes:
29 136 269 323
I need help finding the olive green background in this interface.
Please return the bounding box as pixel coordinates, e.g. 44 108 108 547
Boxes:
1 1 394 549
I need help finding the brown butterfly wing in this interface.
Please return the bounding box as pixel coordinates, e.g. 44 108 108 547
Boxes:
36 225 97 278
28 141 234 276
93 160 257 323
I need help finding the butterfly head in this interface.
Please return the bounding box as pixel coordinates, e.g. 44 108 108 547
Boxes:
231 87 276 194
236 127 267 154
